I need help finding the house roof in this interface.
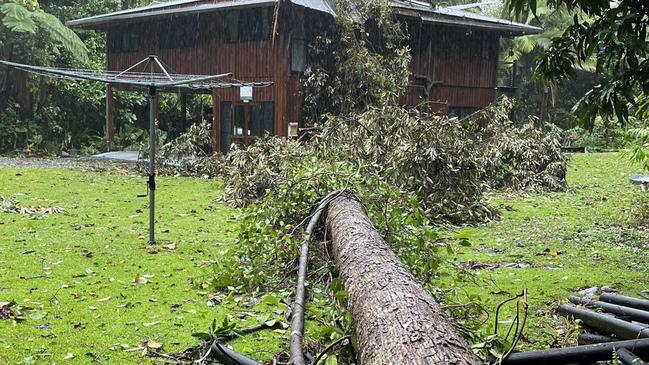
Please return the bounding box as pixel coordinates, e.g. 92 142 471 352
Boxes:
67 0 277 28
390 0 542 35
68 0 541 36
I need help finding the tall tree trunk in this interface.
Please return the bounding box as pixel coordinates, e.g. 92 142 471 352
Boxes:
326 196 481 365
0 42 15 110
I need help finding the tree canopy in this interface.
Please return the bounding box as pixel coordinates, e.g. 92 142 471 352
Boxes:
505 0 649 126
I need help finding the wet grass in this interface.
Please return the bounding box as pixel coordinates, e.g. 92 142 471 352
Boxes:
0 168 289 364
441 153 649 351
2 153 648 363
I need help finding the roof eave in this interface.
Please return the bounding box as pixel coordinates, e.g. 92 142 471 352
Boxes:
67 0 277 29
422 15 543 36
392 7 542 36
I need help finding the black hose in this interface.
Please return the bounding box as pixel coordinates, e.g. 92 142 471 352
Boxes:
496 338 649 365
618 348 649 365
557 304 649 339
290 191 343 365
210 341 262 365
600 293 649 312
570 296 649 324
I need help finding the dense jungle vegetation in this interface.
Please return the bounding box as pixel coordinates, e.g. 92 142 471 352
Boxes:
1 0 648 364
0 0 644 155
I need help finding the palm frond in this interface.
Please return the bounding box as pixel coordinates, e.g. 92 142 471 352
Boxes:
0 3 37 33
31 11 88 63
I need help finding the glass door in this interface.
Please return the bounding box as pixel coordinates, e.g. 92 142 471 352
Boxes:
220 102 275 153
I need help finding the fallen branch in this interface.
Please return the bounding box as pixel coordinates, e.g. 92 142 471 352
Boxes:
312 336 352 365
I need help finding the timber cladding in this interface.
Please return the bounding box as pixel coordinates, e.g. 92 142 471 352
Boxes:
106 8 291 148
101 4 505 152
405 22 500 111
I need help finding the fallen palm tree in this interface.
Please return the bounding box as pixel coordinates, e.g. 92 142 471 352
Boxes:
325 195 481 364
289 193 481 364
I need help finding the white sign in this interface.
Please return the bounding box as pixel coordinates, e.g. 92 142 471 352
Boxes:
240 86 253 102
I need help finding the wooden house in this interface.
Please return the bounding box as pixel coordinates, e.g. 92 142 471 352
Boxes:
68 0 540 153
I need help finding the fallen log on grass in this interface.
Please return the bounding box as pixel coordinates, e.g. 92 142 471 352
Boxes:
326 195 481 365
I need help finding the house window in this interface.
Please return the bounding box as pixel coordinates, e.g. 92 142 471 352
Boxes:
448 107 479 119
290 9 306 73
160 16 198 49
225 8 271 43
220 101 233 153
108 28 140 53
291 38 306 72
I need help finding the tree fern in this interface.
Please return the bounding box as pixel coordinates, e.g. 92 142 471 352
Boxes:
31 11 88 63
0 2 88 63
0 3 36 33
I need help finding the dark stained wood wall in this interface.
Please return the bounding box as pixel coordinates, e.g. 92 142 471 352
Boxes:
106 9 291 148
404 23 500 112
104 9 502 151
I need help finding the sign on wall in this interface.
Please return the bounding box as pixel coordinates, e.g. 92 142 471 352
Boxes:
240 86 253 102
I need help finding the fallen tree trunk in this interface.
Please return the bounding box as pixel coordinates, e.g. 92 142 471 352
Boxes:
326 195 481 365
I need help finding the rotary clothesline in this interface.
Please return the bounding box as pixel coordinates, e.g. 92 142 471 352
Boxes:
0 55 273 244
0 59 273 90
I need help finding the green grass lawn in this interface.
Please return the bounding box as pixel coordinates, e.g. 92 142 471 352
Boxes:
0 168 289 364
441 153 649 351
1 153 648 364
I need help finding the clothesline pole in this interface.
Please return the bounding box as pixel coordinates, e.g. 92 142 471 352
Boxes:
147 56 157 245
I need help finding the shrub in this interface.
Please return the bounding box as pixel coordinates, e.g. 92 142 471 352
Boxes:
215 156 443 288
318 106 497 223
148 122 225 178
480 121 567 192
220 138 312 207
214 98 569 287
471 97 568 192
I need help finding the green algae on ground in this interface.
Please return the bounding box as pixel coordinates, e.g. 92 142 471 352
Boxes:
440 153 649 351
0 168 287 364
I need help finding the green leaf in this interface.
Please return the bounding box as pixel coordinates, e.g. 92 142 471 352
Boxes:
0 3 36 33
324 354 338 365
28 310 47 320
264 319 277 327
191 332 212 341
31 11 88 63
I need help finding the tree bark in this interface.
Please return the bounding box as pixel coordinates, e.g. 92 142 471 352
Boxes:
326 196 481 365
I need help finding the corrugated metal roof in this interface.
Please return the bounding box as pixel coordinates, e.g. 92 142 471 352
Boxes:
67 0 275 28
290 0 336 15
68 0 540 35
433 7 541 34
67 0 202 27
390 0 542 35
68 0 335 28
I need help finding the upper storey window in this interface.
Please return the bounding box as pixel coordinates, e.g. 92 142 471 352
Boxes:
160 16 199 49
225 8 272 43
108 25 140 53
